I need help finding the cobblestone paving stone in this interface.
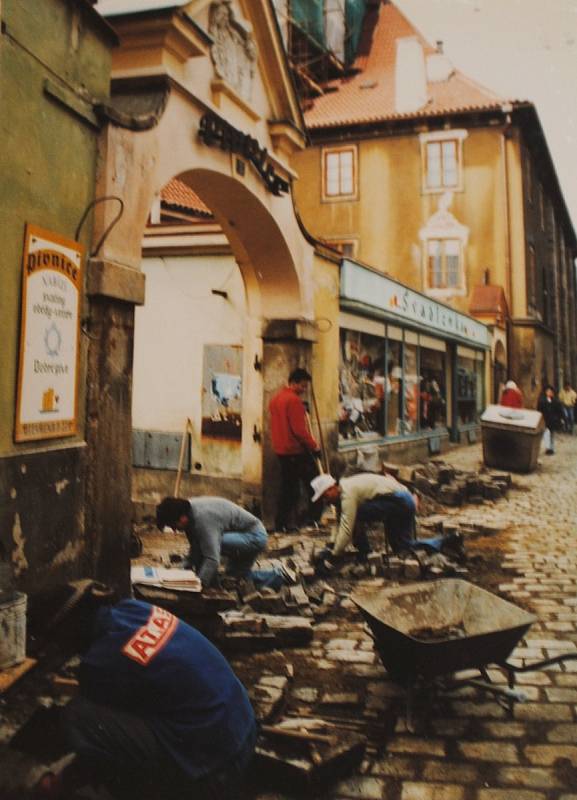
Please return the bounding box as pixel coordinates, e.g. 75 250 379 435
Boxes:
253 435 577 800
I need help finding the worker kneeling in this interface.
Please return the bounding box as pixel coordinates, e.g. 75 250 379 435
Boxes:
311 472 417 575
47 598 256 800
156 496 295 591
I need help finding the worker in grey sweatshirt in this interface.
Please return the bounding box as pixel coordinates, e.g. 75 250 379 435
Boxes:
156 496 292 590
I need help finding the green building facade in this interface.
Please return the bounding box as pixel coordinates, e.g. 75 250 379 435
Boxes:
0 0 117 598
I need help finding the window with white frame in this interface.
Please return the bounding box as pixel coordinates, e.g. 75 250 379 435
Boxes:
323 146 357 199
419 191 469 296
427 239 462 290
420 130 467 193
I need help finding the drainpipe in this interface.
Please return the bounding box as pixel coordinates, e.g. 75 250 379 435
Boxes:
501 113 515 383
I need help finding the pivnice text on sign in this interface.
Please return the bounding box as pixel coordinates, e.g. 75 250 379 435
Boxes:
198 112 289 196
27 249 79 284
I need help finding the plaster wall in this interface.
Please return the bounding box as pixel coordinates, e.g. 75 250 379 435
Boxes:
311 252 341 453
0 0 113 595
292 127 513 315
133 254 245 477
0 0 111 456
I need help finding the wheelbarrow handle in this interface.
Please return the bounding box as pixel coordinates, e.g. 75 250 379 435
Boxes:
501 652 577 690
501 652 577 675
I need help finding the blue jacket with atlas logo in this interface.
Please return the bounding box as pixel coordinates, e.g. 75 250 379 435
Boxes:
79 599 256 779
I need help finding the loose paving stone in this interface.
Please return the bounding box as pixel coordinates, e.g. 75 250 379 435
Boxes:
477 791 546 800
457 741 519 763
546 723 577 742
370 756 418 779
480 721 530 738
495 766 562 789
515 703 574 722
524 744 577 767
388 737 446 757
333 776 387 799
400 783 465 800
141 437 577 800
421 761 479 784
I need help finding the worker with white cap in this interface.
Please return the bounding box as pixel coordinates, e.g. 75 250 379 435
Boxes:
310 471 418 575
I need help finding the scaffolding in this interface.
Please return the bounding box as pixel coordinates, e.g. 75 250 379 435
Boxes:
272 0 369 97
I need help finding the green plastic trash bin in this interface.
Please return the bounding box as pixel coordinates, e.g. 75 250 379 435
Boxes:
481 405 545 473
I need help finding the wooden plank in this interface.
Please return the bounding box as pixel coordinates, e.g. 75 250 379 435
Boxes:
0 658 37 693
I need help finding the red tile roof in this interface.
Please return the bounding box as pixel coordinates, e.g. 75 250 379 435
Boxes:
161 178 213 218
305 1 511 130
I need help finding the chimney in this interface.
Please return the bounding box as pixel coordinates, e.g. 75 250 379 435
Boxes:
426 39 454 83
395 37 427 114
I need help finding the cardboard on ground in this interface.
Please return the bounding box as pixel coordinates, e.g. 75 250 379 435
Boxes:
131 565 202 592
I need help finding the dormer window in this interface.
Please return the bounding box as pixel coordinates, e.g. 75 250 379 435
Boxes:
420 130 467 193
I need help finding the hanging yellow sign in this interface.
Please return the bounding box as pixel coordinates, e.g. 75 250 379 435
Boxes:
15 224 83 442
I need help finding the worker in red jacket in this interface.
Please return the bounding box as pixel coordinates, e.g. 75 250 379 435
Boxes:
269 368 321 532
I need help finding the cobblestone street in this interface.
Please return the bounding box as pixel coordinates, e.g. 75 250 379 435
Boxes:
252 435 577 800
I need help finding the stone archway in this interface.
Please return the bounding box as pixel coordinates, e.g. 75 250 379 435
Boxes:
179 168 302 319
132 167 315 519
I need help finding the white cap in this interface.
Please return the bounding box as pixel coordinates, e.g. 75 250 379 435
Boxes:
310 473 336 502
505 380 518 390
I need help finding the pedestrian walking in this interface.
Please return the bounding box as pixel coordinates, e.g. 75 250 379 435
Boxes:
500 380 523 408
269 367 322 532
558 382 577 434
537 384 563 455
156 496 295 590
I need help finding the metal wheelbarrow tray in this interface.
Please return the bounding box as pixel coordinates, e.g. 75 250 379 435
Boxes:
353 579 577 727
352 579 535 683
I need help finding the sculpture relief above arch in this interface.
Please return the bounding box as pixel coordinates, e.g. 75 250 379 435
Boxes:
209 0 257 102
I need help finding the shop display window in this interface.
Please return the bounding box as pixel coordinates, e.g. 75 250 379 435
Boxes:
403 344 419 433
420 348 447 429
456 355 478 424
475 358 485 418
339 327 481 442
386 341 403 436
338 330 385 441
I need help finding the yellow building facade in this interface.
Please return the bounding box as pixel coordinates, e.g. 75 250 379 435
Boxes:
291 0 576 465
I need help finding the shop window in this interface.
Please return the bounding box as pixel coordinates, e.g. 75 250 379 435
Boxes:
419 348 447 429
420 130 466 193
338 329 385 442
323 146 357 200
403 344 419 434
475 358 485 419
385 341 403 436
456 355 478 425
339 327 455 442
427 239 462 290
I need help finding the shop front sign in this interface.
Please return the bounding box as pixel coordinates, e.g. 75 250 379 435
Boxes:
15 224 83 442
341 260 489 347
198 112 290 196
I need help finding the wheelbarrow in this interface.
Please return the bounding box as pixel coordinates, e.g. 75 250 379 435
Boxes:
352 579 577 728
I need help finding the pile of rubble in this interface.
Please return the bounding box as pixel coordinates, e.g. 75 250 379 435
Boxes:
388 459 512 506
